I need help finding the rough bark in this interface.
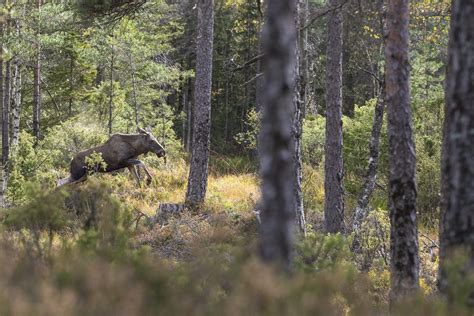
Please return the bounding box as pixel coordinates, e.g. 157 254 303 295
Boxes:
11 12 21 150
385 0 419 300
351 90 385 252
0 18 4 207
129 52 139 127
3 59 10 167
301 0 310 118
324 0 345 234
33 0 42 141
293 0 306 235
439 0 474 303
108 49 114 135
185 0 214 205
259 0 296 268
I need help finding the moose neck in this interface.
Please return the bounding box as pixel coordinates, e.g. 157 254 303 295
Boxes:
126 134 151 156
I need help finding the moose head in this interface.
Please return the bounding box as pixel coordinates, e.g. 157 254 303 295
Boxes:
137 127 166 160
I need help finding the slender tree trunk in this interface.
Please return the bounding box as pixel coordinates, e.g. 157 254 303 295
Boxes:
385 0 419 300
3 59 11 167
186 77 192 152
259 0 297 268
324 0 345 234
185 0 214 205
439 0 474 304
11 58 21 149
68 54 74 115
302 0 310 118
351 90 385 252
11 11 21 150
293 0 306 235
108 49 114 136
0 18 4 207
181 81 187 147
129 52 139 127
33 0 42 141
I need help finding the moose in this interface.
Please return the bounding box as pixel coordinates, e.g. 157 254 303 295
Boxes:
57 127 166 187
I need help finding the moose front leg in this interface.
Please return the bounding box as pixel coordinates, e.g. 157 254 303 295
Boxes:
128 166 142 187
126 159 153 185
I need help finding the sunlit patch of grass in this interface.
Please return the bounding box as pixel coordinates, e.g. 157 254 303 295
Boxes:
90 159 258 217
206 174 259 213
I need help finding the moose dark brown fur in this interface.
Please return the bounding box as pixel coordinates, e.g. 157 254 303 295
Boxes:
58 127 166 186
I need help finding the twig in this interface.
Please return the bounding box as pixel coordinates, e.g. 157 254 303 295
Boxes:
420 231 439 248
232 54 265 72
244 73 263 85
301 0 350 31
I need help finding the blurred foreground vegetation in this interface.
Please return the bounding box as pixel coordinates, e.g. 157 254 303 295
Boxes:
0 117 471 315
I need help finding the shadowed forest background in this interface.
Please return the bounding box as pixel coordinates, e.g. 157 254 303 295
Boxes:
0 0 472 314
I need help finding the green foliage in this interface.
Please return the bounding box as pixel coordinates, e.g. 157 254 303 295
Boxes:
4 185 70 232
85 152 108 174
42 119 108 168
7 132 56 204
234 109 260 150
301 115 326 166
295 231 353 273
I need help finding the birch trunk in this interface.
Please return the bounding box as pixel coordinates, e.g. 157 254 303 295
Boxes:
293 0 306 235
351 91 385 252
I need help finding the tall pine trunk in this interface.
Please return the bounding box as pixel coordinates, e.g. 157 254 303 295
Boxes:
0 19 4 208
439 0 474 303
108 48 114 135
33 0 42 141
185 0 214 205
385 0 419 300
3 59 10 167
11 58 21 149
324 0 345 234
259 0 297 268
293 0 306 235
11 13 21 150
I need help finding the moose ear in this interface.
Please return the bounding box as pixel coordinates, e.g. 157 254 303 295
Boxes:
137 127 147 134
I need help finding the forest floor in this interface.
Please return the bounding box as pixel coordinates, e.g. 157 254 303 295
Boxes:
0 156 466 315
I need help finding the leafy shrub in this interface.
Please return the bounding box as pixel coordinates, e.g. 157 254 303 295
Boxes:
301 115 326 166
295 231 353 273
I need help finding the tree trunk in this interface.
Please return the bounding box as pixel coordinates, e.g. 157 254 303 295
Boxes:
0 19 4 207
385 0 419 300
108 49 114 136
185 0 214 205
439 0 474 304
11 11 21 150
129 52 139 127
3 59 11 167
259 0 297 268
301 0 310 118
186 77 193 152
33 0 42 142
293 0 306 235
351 90 385 252
324 0 345 234
68 54 74 115
11 58 21 150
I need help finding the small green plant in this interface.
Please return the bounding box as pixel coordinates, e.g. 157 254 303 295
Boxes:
85 151 107 174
